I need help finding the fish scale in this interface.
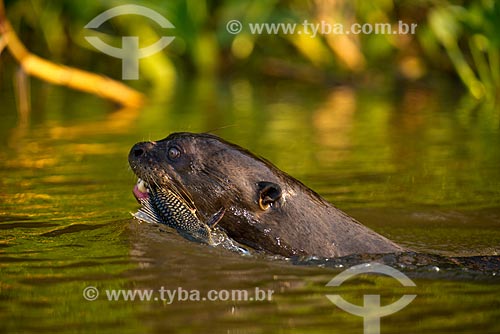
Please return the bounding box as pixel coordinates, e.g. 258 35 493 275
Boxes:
150 188 210 239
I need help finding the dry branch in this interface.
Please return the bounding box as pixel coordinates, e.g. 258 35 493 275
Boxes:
0 0 145 108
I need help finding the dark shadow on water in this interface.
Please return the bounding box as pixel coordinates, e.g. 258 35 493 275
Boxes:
292 252 500 281
40 223 107 237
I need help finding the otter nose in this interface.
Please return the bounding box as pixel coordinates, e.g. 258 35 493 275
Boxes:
130 141 156 158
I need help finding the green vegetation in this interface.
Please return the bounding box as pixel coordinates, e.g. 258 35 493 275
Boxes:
2 0 499 106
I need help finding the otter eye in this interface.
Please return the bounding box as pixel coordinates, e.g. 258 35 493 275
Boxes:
168 146 181 160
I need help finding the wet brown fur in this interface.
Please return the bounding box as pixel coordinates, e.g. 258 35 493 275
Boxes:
129 132 403 257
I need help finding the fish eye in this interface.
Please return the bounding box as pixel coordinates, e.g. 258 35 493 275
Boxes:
168 146 181 160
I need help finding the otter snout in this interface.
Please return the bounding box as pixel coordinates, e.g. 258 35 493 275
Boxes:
128 141 157 166
130 141 156 158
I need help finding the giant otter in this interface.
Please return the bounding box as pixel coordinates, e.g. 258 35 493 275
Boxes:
128 132 403 257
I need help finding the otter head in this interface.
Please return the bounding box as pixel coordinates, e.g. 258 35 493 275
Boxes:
128 132 300 256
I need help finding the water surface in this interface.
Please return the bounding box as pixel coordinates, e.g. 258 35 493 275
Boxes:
1 78 499 333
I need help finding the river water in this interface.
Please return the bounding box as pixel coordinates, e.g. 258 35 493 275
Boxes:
1 78 499 333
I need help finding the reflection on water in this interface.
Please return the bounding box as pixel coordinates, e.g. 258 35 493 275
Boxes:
0 79 499 333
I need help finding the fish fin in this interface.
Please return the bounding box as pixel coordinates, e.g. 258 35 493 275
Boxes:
206 207 226 228
132 199 161 225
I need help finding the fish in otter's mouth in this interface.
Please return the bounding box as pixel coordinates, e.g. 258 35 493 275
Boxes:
131 176 247 253
132 177 219 241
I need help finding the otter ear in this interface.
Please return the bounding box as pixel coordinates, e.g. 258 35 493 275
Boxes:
257 181 282 210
